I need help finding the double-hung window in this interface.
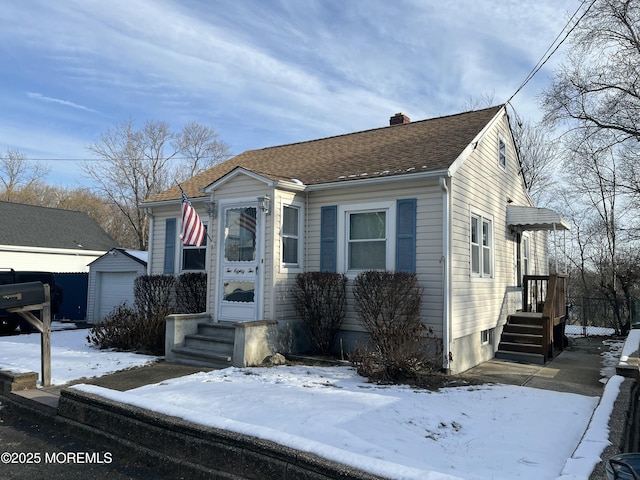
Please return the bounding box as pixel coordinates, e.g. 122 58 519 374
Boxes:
182 225 207 271
471 214 492 278
281 204 301 267
348 210 387 270
338 202 394 274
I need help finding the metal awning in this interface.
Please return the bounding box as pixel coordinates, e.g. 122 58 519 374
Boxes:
506 205 570 231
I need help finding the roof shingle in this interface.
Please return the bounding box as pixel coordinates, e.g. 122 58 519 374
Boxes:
0 201 120 251
147 105 503 203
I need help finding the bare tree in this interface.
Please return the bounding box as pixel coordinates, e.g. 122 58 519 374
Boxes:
0 150 50 202
561 131 637 332
174 121 231 181
512 120 559 207
542 0 640 143
85 119 231 249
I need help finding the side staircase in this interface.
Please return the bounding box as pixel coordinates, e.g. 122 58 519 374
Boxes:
171 322 234 369
495 313 549 365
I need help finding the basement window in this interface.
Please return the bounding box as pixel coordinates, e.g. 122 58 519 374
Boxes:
481 329 493 346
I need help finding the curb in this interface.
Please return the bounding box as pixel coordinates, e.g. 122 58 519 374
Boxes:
1 385 386 480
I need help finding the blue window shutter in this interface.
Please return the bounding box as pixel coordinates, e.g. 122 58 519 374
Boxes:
320 206 337 272
164 218 176 274
396 199 417 273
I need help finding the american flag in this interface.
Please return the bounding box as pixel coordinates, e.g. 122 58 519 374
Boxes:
180 190 205 247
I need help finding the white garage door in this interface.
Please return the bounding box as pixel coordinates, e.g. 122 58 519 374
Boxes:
98 271 137 320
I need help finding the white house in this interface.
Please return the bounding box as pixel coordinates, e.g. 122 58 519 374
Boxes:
142 106 569 374
0 201 120 273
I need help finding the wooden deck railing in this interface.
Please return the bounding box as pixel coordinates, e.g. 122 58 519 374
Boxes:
522 274 568 359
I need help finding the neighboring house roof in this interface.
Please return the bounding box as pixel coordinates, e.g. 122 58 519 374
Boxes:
0 201 120 251
146 105 504 203
88 248 148 267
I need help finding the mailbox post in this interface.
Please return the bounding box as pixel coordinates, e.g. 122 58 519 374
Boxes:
0 282 51 387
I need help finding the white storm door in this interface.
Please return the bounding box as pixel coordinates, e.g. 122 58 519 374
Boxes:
218 204 261 321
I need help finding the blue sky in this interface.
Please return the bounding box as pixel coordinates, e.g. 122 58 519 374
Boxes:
1 0 583 188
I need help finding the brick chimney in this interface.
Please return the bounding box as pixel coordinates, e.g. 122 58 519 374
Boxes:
389 112 411 126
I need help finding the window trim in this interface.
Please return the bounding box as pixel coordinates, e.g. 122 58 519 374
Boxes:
470 211 493 279
280 201 304 270
181 222 208 272
498 135 507 169
337 201 396 276
481 328 493 346
515 232 530 287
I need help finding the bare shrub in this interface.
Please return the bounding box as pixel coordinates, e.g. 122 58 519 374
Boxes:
87 274 177 355
134 274 176 319
293 272 347 355
176 272 207 313
351 271 439 382
86 302 165 355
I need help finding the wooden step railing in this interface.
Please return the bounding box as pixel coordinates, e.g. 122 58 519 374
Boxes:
521 274 568 360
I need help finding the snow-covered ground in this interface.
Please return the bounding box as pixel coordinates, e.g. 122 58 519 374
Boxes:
0 326 629 480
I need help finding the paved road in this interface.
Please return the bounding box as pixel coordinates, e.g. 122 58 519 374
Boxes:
0 403 164 480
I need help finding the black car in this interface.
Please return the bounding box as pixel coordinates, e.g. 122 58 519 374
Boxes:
0 269 63 333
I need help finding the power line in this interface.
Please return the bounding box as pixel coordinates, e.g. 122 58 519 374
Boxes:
19 155 235 162
506 0 597 106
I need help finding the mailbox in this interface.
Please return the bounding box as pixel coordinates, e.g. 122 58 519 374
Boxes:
0 281 46 309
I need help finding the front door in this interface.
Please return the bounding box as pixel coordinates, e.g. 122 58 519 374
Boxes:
217 203 261 321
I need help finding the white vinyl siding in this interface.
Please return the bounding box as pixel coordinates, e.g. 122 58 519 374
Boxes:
449 112 544 345
305 180 443 333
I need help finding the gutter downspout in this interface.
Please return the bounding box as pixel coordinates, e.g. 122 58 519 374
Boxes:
439 176 452 373
144 208 154 276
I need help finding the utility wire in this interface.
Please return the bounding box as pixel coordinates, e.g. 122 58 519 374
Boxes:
506 0 597 106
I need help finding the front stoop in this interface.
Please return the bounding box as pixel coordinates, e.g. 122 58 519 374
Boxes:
495 313 546 365
171 322 234 369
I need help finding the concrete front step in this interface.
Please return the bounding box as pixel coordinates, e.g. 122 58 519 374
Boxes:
171 321 237 369
184 333 234 354
171 346 232 369
494 350 545 365
198 322 235 342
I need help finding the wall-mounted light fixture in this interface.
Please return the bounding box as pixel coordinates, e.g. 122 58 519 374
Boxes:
205 200 217 219
258 195 271 215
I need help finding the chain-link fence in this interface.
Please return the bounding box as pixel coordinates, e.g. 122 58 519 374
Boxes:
565 297 635 337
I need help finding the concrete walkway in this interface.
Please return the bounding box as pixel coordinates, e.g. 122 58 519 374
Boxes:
461 335 611 397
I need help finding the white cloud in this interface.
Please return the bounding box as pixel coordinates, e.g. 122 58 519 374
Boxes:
0 0 584 186
27 92 97 113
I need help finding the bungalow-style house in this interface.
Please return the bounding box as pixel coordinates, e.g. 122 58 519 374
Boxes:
143 105 569 374
0 201 120 273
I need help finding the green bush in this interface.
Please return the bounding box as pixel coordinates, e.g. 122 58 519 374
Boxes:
350 271 439 382
293 271 347 355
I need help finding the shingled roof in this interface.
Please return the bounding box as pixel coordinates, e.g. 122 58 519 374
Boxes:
147 105 503 203
0 201 120 251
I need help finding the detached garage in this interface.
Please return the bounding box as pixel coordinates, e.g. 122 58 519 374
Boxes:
86 248 148 324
